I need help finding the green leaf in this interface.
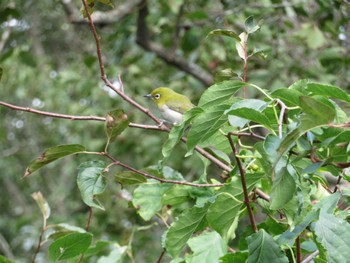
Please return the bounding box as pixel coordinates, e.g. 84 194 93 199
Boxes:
271 88 303 107
165 203 210 257
207 193 242 240
226 100 271 129
206 29 241 41
245 16 260 34
105 109 129 143
314 212 350 263
273 96 336 169
77 161 107 210
32 191 50 225
306 83 350 105
49 232 93 262
270 164 296 210
185 232 227 263
207 173 263 240
162 185 190 206
198 80 245 108
246 229 288 263
187 103 231 152
115 170 147 185
299 96 336 129
277 210 319 245
24 144 86 177
132 181 171 221
0 67 3 81
162 107 202 158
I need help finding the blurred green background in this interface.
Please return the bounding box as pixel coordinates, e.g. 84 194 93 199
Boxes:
0 0 349 261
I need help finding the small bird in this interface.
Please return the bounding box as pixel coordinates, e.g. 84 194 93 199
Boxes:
144 87 194 125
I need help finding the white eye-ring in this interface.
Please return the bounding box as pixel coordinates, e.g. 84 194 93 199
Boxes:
154 94 161 99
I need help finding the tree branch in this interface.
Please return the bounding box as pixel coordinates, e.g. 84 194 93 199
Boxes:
0 100 167 131
104 152 224 188
136 0 213 86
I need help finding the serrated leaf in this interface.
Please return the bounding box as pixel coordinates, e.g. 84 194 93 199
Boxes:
24 144 86 177
105 109 129 143
246 229 288 263
77 161 107 210
236 32 248 61
165 203 210 257
185 232 227 263
207 193 242 240
314 212 350 263
207 173 263 240
272 96 336 169
206 29 241 41
245 16 260 34
133 181 171 221
187 103 231 152
226 99 271 129
227 108 272 129
299 96 336 129
162 107 202 158
162 186 190 206
277 210 319 245
32 191 50 226
49 232 93 261
115 171 146 185
306 83 350 105
198 80 245 108
270 164 296 210
271 88 303 107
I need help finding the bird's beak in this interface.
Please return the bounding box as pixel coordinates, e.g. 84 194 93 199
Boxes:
144 94 152 98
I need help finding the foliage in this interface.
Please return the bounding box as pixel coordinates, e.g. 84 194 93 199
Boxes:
1 0 350 262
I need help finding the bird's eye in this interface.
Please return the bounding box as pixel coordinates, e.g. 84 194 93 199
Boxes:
154 94 161 99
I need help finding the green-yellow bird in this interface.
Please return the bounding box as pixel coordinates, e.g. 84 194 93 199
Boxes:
144 87 194 125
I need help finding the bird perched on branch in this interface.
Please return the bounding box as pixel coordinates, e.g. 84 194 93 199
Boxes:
144 87 194 125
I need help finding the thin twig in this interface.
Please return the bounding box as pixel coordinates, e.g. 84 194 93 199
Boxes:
296 236 301 263
156 249 166 263
0 100 105 121
230 131 265 141
77 207 93 263
32 228 45 263
227 133 258 233
301 250 319 263
276 99 286 138
0 100 169 131
104 152 223 187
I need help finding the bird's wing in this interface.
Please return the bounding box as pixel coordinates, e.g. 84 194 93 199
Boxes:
166 99 194 114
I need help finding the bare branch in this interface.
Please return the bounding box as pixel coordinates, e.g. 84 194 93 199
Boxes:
104 152 224 188
301 250 320 263
0 100 105 121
